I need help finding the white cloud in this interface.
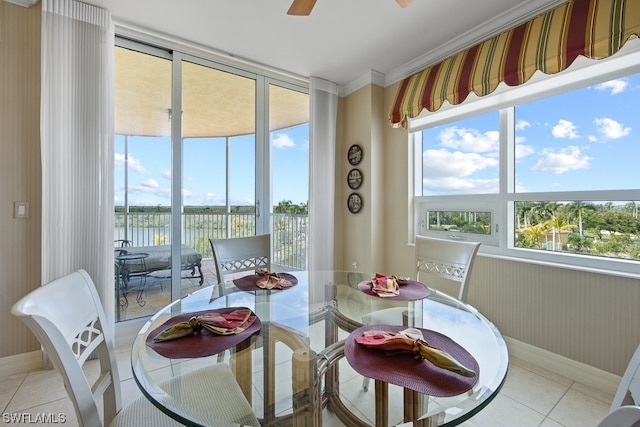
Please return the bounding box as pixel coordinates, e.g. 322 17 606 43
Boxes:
183 191 255 207
552 119 579 139
141 179 159 189
594 117 631 139
423 176 499 194
588 135 598 142
515 143 535 159
438 126 499 154
114 153 125 169
198 192 226 206
162 169 172 179
531 146 592 174
516 120 531 131
272 133 295 148
127 197 166 207
423 149 498 179
114 153 147 173
595 79 628 95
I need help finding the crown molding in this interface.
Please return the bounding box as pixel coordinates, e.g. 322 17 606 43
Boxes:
383 0 569 87
3 0 39 7
340 69 386 97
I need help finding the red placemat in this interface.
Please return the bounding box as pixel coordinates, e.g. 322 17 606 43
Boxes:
233 272 298 291
344 324 479 397
357 280 430 301
146 307 261 359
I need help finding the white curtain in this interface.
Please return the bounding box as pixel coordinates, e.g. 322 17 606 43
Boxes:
41 0 115 321
308 77 338 272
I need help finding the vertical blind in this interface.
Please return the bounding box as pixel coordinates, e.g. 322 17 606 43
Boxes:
41 0 115 319
389 0 640 127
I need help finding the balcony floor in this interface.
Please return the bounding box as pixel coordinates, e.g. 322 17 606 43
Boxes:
116 256 214 321
116 257 293 322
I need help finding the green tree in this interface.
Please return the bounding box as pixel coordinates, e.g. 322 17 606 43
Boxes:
274 200 308 214
543 214 576 251
565 201 595 237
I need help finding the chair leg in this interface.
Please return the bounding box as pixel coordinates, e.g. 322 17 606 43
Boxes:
362 376 370 392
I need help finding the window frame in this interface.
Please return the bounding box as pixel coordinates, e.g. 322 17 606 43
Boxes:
410 39 640 277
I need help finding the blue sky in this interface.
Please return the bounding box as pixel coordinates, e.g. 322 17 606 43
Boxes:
421 73 640 195
115 123 309 207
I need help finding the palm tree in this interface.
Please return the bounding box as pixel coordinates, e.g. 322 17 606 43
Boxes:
544 214 576 251
625 201 638 219
516 202 536 228
565 201 594 237
520 223 548 249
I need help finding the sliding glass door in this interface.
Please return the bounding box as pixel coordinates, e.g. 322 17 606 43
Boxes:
114 40 309 322
114 44 174 319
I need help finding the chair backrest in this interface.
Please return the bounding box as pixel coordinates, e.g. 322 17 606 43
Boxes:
611 343 640 411
414 235 481 302
598 405 640 427
209 234 271 282
11 269 121 427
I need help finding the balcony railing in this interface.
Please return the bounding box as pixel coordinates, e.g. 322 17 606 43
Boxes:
114 212 308 270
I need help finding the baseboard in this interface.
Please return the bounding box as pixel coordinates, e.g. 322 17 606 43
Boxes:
504 336 621 395
0 350 42 377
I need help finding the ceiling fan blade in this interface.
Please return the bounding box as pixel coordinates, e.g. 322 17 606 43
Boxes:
287 0 317 15
396 0 414 8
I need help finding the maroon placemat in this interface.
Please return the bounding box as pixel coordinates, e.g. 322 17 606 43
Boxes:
232 272 298 291
357 280 430 301
344 324 479 397
146 307 261 359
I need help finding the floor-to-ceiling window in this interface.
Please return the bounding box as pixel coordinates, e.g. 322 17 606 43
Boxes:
114 44 174 319
269 83 309 269
181 57 258 255
114 39 309 322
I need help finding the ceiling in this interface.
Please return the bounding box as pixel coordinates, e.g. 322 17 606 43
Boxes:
80 0 565 90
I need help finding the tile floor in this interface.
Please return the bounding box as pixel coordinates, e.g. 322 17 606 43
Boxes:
1 342 614 427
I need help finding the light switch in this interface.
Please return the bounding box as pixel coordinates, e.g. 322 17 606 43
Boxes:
14 201 29 219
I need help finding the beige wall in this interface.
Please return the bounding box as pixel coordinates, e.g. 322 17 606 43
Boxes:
0 1 42 359
336 84 387 273
335 78 640 377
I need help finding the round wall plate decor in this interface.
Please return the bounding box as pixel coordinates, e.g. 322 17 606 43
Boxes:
347 168 363 189
348 192 363 214
348 144 363 165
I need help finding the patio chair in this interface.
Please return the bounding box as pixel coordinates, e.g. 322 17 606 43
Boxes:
209 234 271 285
11 269 259 427
361 235 481 391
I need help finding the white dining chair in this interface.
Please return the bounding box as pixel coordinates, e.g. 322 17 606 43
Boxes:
413 235 481 302
361 235 481 391
11 269 259 427
209 234 271 284
597 405 640 427
593 342 640 426
606 342 640 410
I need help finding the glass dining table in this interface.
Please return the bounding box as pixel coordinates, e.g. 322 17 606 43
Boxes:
131 270 508 427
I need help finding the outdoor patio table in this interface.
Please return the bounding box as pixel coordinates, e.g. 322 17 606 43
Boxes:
115 251 149 308
131 270 508 426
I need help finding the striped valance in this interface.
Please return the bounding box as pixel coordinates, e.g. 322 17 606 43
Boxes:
389 0 640 127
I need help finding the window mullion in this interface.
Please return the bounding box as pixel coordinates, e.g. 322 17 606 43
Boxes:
502 107 514 251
